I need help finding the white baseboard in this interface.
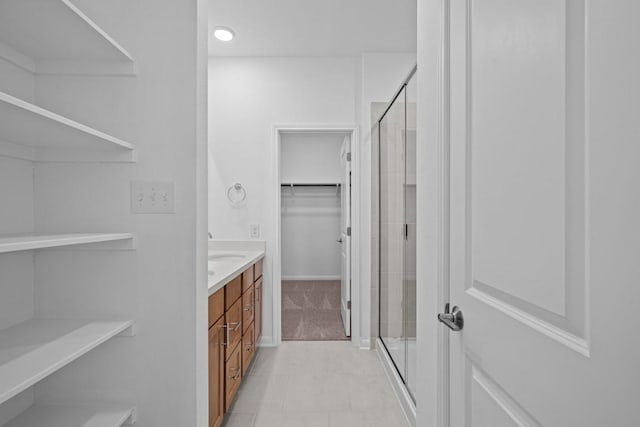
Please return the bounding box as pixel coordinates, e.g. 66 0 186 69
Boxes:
376 338 416 427
257 336 275 347
359 337 371 350
281 275 341 281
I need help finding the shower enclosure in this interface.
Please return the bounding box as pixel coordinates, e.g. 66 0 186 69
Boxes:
376 67 417 401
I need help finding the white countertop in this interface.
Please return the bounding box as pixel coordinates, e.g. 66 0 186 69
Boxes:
207 240 265 296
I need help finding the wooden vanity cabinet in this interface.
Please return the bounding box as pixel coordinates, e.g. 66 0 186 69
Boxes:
242 284 254 333
225 340 242 411
242 321 255 376
209 257 264 426
208 288 225 427
225 298 242 360
254 277 262 346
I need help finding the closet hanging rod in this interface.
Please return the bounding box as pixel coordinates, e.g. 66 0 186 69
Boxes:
280 183 341 187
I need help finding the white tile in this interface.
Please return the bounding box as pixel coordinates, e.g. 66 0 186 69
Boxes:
221 412 255 427
230 373 289 413
282 372 350 412
329 408 410 427
348 373 399 411
225 342 408 427
255 411 330 427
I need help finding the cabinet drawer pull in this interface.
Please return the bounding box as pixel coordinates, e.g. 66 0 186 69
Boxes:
222 322 241 347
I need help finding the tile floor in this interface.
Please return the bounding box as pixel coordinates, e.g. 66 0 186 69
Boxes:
222 341 410 427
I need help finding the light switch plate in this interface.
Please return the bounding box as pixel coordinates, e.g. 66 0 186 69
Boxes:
250 224 260 238
131 181 175 214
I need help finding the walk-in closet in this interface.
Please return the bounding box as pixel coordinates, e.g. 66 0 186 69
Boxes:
279 131 352 341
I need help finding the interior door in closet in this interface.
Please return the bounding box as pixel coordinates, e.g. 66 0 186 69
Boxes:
340 135 351 336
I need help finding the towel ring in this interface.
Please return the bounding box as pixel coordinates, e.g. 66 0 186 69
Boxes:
227 183 247 206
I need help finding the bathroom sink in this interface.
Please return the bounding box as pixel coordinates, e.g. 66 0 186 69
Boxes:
208 253 246 261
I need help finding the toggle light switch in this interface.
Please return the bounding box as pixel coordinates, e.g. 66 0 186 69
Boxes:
131 181 175 213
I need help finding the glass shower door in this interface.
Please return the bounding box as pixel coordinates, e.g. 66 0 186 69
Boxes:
379 84 408 389
378 70 417 401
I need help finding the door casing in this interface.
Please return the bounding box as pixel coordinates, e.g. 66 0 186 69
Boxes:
272 125 360 347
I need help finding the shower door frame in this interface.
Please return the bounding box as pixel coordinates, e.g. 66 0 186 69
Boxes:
271 124 361 347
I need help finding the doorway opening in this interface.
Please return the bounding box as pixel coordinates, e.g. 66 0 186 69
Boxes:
273 126 358 344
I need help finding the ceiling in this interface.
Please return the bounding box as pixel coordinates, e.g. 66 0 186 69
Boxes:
208 0 416 57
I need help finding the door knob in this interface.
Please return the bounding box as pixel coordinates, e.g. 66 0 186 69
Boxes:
438 303 464 331
337 238 343 243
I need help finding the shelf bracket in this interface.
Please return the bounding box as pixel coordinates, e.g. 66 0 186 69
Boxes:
118 322 137 337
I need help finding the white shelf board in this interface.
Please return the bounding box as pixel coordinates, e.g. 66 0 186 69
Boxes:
0 0 135 75
0 319 134 406
0 91 135 162
4 404 135 427
0 233 134 254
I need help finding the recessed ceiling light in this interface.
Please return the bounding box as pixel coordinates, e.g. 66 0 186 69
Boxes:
213 26 235 42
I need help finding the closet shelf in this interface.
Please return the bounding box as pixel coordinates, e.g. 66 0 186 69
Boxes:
0 92 136 162
0 319 134 405
0 233 134 254
0 0 135 75
4 404 135 427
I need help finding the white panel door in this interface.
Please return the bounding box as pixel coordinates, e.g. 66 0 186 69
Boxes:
340 136 351 336
446 1 640 426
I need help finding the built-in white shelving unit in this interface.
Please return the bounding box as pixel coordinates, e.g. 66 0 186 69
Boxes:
0 0 135 75
0 92 135 162
0 319 134 405
0 233 134 254
0 0 138 424
4 404 135 427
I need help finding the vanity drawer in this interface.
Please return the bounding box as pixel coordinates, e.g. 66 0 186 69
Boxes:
224 275 242 310
224 298 242 360
225 341 242 411
208 288 224 328
242 266 253 293
242 321 255 377
253 259 263 281
242 284 254 333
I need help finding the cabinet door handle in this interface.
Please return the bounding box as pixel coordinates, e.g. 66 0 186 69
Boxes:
223 324 230 347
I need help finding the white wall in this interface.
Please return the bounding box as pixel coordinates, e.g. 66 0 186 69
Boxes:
0 1 206 425
281 132 344 280
208 57 358 344
0 58 36 423
280 132 344 184
281 187 342 280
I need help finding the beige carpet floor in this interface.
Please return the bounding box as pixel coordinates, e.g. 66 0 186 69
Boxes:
281 280 349 341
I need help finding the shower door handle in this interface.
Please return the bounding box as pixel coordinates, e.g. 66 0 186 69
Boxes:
438 303 464 331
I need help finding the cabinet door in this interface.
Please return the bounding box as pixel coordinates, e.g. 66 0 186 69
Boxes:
254 277 262 346
209 319 225 427
225 341 242 411
242 284 254 334
242 321 255 377
225 298 243 360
